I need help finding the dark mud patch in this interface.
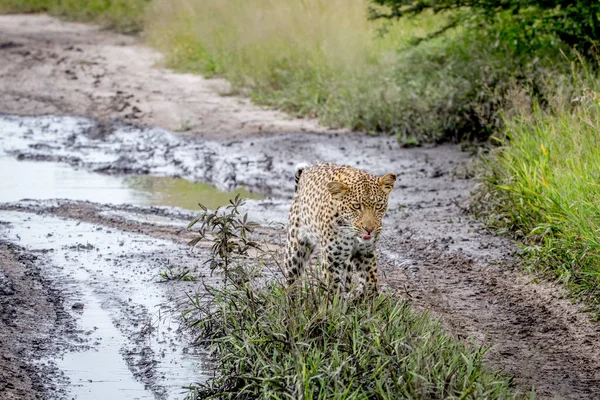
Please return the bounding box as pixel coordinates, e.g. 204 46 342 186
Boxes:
82 120 115 140
0 240 73 400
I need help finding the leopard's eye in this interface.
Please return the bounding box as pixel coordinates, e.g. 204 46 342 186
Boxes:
375 203 385 211
352 203 361 210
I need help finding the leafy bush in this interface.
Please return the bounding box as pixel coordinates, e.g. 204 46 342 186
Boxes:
371 0 600 56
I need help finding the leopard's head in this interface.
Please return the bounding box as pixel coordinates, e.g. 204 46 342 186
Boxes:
327 169 396 242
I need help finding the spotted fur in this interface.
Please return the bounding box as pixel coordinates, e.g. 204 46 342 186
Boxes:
284 162 396 295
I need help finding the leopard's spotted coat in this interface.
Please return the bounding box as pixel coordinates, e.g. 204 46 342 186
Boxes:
284 162 396 295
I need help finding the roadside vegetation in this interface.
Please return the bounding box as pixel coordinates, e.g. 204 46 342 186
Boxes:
145 0 572 143
183 199 524 399
0 0 590 142
476 69 600 317
0 0 147 32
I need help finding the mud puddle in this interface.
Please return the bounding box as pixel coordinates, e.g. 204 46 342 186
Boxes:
0 114 446 199
0 210 212 399
0 156 261 210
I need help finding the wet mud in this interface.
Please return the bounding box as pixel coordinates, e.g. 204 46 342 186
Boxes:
0 210 214 400
0 239 70 400
0 114 412 198
1 13 599 400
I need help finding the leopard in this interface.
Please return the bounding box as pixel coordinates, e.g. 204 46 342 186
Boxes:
284 162 396 296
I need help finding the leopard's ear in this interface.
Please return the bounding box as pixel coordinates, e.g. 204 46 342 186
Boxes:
327 181 349 199
379 173 397 194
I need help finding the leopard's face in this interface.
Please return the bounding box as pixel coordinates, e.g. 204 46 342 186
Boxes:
327 172 396 242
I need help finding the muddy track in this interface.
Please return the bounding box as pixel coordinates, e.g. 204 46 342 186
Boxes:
0 14 339 139
381 234 600 399
0 207 220 400
0 240 72 400
1 13 599 400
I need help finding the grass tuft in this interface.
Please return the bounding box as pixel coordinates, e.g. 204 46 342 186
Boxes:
185 281 523 399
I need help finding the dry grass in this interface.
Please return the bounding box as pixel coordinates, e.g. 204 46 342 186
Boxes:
145 0 438 76
145 0 473 140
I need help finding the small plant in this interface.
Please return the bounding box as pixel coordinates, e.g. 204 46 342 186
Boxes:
187 194 261 285
174 119 192 132
159 265 196 282
399 135 421 148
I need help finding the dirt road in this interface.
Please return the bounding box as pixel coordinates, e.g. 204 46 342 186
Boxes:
1 14 599 400
0 14 338 139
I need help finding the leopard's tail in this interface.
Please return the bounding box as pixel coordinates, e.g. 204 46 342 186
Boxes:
294 162 310 192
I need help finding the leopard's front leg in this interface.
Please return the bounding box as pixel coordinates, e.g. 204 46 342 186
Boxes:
350 250 379 296
284 214 315 287
320 236 353 293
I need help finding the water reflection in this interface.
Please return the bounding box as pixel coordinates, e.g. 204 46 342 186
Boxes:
0 157 262 209
124 175 262 210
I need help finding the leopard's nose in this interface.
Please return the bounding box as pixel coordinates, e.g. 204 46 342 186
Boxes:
363 226 373 234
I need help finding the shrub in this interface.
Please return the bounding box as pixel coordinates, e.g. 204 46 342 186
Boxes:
371 0 600 56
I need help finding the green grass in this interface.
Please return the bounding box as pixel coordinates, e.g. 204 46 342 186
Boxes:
185 280 525 399
477 68 600 316
0 0 147 33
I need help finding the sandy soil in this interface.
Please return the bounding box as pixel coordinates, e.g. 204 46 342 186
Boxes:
1 13 599 400
0 14 338 139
